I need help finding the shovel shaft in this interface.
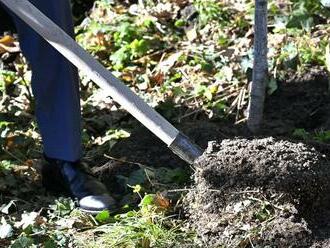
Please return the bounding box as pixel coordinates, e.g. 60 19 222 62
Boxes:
1 0 202 163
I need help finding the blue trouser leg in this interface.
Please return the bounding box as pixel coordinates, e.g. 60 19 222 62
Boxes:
4 0 82 161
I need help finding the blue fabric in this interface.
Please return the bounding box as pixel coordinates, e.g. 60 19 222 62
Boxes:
3 0 82 161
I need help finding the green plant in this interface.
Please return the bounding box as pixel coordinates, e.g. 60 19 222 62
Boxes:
292 128 310 140
109 21 151 70
49 198 76 218
286 0 330 30
193 0 229 27
0 160 15 171
11 236 34 248
113 22 138 47
0 70 16 92
292 128 330 143
314 130 330 142
278 42 299 70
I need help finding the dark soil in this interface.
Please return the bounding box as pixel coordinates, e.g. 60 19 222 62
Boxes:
185 138 330 247
262 69 330 135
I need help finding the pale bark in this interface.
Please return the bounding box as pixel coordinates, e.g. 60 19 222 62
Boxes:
247 0 268 133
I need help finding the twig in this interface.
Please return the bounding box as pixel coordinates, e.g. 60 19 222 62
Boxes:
249 236 255 248
103 154 147 168
235 117 247 125
235 87 246 121
20 76 33 103
167 188 192 192
144 168 155 187
227 93 240 114
177 109 202 122
232 190 260 194
2 148 25 163
248 196 285 211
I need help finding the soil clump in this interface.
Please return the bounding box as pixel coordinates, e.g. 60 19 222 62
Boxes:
185 138 330 247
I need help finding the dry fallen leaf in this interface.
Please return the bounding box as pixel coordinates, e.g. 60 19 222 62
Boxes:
156 51 183 74
169 0 189 8
0 35 20 54
150 3 179 21
185 24 198 41
4 136 15 150
155 193 171 209
150 72 165 85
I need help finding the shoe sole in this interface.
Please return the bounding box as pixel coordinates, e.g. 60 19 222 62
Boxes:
78 205 118 215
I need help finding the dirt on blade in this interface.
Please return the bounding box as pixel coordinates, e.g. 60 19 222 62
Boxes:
184 138 330 247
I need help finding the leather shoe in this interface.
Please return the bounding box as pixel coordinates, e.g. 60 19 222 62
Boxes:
41 157 116 214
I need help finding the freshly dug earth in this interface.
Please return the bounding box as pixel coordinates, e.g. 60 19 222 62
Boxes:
263 69 330 135
185 138 330 247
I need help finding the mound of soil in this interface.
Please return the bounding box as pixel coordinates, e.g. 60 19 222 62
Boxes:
185 138 330 247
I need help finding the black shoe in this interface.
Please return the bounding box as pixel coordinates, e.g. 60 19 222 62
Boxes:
41 157 116 214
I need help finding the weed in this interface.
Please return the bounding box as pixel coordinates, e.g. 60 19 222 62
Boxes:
314 129 330 142
193 0 228 27
292 128 330 143
0 70 16 92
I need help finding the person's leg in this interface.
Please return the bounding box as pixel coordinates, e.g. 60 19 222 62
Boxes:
10 0 82 162
0 4 15 33
3 0 116 213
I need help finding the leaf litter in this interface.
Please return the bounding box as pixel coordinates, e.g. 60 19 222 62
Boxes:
1 0 330 247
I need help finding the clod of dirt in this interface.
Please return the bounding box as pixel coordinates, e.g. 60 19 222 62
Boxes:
185 138 330 247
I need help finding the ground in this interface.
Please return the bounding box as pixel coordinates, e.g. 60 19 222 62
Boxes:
111 68 330 247
82 67 330 248
1 0 330 247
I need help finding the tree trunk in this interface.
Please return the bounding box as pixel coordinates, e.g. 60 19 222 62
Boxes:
247 0 268 133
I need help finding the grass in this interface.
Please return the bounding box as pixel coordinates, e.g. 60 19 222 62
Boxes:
76 211 195 248
293 128 330 143
75 190 197 247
